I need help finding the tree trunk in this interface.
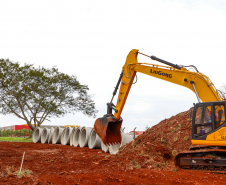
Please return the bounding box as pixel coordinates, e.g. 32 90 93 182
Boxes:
26 121 35 131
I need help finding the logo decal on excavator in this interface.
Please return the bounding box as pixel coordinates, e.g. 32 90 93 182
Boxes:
150 69 172 78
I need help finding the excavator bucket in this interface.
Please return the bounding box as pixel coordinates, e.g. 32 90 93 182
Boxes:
94 116 122 145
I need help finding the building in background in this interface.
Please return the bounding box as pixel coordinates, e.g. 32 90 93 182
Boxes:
11 125 31 131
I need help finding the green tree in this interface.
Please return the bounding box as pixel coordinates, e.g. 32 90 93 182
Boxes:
0 59 97 130
20 128 30 137
12 130 19 137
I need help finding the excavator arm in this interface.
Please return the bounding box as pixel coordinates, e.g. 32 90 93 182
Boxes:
94 49 223 145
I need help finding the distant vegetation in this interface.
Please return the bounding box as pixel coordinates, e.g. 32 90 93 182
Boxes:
0 128 32 137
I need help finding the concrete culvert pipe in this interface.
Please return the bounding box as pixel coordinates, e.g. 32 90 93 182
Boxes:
33 127 43 143
41 127 50 144
101 141 109 153
73 127 81 147
60 128 67 145
48 127 55 144
109 132 133 154
88 129 101 149
52 127 64 144
79 127 92 148
70 127 77 146
64 126 73 145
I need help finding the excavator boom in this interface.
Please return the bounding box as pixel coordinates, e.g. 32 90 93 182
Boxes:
94 49 223 145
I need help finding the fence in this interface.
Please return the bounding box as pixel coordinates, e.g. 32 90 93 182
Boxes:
0 129 33 138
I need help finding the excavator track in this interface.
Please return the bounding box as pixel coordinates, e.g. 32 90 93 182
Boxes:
175 146 226 172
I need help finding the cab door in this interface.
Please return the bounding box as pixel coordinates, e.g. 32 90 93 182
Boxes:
192 103 213 140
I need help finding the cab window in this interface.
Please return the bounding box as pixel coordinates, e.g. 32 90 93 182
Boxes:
194 106 212 136
215 105 225 129
195 106 212 125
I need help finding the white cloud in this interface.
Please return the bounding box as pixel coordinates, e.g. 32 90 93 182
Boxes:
163 0 226 13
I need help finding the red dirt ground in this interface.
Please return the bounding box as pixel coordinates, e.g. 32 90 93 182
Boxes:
1 110 226 184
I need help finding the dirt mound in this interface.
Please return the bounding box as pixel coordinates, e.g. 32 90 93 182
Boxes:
107 110 191 170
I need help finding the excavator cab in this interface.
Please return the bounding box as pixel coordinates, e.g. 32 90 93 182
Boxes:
192 101 226 142
176 101 226 170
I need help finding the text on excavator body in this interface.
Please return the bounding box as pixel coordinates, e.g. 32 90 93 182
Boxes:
150 69 172 78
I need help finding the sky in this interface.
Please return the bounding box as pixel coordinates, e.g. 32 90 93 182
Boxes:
0 0 226 132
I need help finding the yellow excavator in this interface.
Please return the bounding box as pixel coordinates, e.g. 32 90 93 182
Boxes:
94 49 226 170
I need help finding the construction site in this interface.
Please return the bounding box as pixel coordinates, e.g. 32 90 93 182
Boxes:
1 110 226 184
1 0 226 184
1 49 226 184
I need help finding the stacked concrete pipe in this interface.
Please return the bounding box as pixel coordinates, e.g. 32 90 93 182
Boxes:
101 142 109 153
33 127 43 143
48 127 55 144
41 127 50 143
79 127 92 148
109 132 133 154
88 129 101 149
52 127 64 144
73 127 81 147
63 126 73 145
70 127 77 146
60 128 67 145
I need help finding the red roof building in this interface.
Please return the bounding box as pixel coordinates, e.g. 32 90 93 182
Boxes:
11 125 31 131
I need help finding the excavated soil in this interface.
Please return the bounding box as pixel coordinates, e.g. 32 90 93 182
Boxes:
114 110 193 171
1 110 226 184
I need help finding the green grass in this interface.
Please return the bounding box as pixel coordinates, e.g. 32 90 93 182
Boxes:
15 169 33 178
0 137 33 142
